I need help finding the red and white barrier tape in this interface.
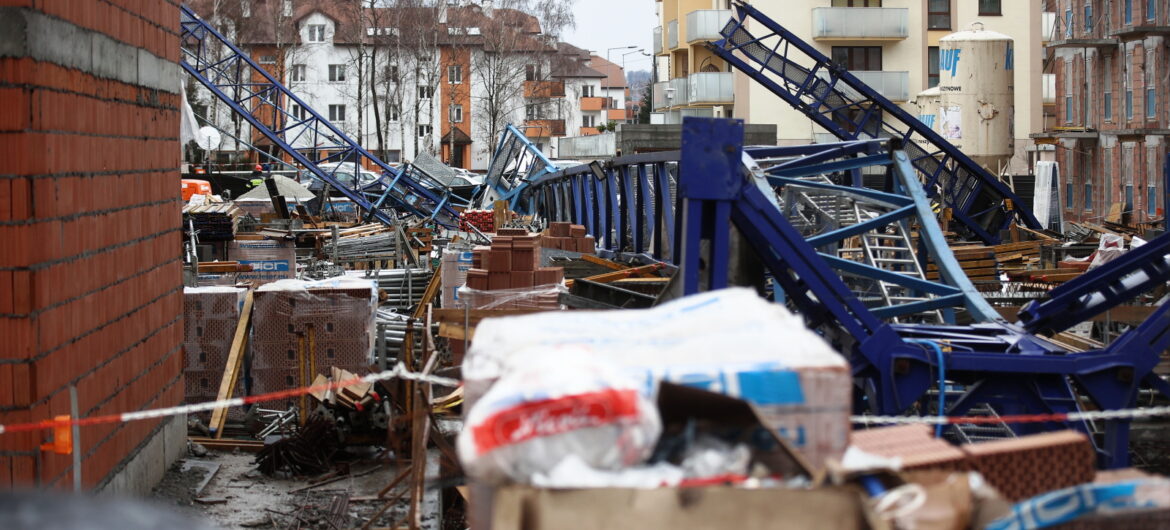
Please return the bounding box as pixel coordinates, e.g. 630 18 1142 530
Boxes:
0 363 459 436
2 367 1167 435
850 405 1170 425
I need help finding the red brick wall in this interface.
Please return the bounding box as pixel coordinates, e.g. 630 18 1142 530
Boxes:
0 0 184 488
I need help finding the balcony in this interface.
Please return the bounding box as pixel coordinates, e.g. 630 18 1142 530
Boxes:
653 81 668 110
811 7 908 40
1041 11 1055 43
580 127 601 136
668 76 688 107
581 97 608 111
524 119 565 137
605 108 625 121
1048 10 1119 48
819 70 909 103
667 19 679 49
1042 74 1056 105
686 72 733 105
523 80 565 98
653 26 663 55
686 10 732 43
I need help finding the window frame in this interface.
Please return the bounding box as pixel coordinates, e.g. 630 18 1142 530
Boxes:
328 64 346 83
290 64 306 82
417 85 434 100
417 124 433 137
328 104 346 122
307 24 326 43
448 65 462 84
831 46 883 71
927 0 951 30
449 103 463 123
927 46 940 87
978 0 1001 16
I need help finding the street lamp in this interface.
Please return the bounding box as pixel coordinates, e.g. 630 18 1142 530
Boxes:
604 45 637 118
620 49 646 123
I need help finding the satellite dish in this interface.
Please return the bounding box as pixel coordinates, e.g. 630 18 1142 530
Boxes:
195 126 222 150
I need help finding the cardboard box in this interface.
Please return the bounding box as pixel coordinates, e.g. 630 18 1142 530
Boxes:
227 239 296 285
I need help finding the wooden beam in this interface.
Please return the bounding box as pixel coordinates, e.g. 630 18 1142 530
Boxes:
565 262 666 288
210 290 253 438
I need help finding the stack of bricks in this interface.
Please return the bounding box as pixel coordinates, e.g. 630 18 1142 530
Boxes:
182 288 246 422
459 209 497 233
250 283 377 408
851 427 1096 501
0 2 185 489
541 222 596 254
461 233 563 310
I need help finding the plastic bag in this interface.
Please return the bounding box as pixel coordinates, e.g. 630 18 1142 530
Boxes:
458 348 661 484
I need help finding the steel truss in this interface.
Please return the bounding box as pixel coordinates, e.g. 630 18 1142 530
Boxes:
707 1 1040 244
519 116 1170 467
179 6 461 227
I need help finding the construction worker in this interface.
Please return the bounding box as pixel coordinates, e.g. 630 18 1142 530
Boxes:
248 163 265 189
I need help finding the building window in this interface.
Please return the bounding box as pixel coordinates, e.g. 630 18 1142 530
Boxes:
1065 96 1074 123
1149 183 1159 216
418 85 434 99
259 55 276 65
307 24 326 43
449 104 463 123
928 0 950 29
1085 4 1093 30
386 102 400 122
328 64 346 82
1065 180 1074 209
282 0 293 17
831 46 882 71
927 47 940 87
448 65 462 84
1148 88 1157 117
525 64 541 81
978 0 1001 16
583 115 596 127
1147 0 1156 20
525 103 541 121
242 1 251 18
1104 55 1113 120
1125 0 1133 24
417 124 432 137
1126 89 1134 119
1065 9 1074 37
1103 148 1113 207
328 104 345 122
289 103 305 120
582 85 594 98
831 0 882 6
1085 181 1093 210
290 64 306 82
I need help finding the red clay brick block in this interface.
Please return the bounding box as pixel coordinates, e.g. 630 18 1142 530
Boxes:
961 430 1095 501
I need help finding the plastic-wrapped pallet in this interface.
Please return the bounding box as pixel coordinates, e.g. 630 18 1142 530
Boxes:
441 246 475 308
183 286 247 420
250 277 378 405
465 287 851 468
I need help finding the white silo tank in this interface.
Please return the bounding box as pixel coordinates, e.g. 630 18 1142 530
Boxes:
938 23 1014 172
914 86 941 133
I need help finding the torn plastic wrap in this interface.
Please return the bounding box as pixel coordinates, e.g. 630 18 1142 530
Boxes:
441 247 475 308
458 349 662 485
250 278 378 405
456 283 567 311
464 287 851 469
183 286 248 421
227 239 296 286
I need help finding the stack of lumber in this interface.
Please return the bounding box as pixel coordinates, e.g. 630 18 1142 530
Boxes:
991 240 1043 273
927 245 999 287
183 202 242 240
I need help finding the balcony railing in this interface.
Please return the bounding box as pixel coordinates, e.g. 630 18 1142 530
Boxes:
811 7 908 40
605 108 625 121
686 72 733 104
580 127 601 136
653 26 663 55
667 19 679 49
653 81 668 110
686 10 732 43
524 119 565 137
668 76 688 107
523 80 565 98
581 97 607 111
1042 11 1056 42
818 70 909 103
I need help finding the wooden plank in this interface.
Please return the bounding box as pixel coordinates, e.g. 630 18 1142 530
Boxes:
432 308 546 323
410 264 443 320
565 262 666 288
210 290 253 438
580 254 630 272
492 200 509 232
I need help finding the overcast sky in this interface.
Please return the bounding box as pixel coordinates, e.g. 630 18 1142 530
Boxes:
562 0 657 74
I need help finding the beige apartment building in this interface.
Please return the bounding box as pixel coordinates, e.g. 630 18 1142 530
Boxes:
654 0 1049 175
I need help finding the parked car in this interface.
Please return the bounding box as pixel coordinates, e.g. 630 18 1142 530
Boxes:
300 162 385 196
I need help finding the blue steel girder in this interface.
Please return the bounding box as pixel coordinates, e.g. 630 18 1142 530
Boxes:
480 124 560 210
677 117 1170 468
709 1 1040 243
179 6 459 227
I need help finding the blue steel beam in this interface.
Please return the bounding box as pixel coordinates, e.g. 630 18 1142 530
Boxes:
179 6 459 227
708 1 1040 243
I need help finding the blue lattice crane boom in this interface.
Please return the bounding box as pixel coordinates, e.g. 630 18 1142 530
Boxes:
179 5 461 227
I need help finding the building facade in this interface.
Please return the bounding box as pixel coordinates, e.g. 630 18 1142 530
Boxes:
1036 0 1168 225
655 0 1047 176
189 0 617 171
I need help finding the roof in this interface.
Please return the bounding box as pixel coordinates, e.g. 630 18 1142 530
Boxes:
588 55 627 88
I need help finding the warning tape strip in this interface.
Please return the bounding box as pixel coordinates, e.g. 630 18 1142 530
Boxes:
0 363 459 436
2 366 1167 436
850 405 1170 425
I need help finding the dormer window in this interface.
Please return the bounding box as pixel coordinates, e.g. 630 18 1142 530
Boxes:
307 24 326 43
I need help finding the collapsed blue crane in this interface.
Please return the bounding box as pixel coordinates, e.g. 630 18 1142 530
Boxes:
707 1 1040 244
179 6 461 227
521 116 1170 468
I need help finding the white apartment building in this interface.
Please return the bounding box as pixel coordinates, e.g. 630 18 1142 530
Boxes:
655 0 1048 174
